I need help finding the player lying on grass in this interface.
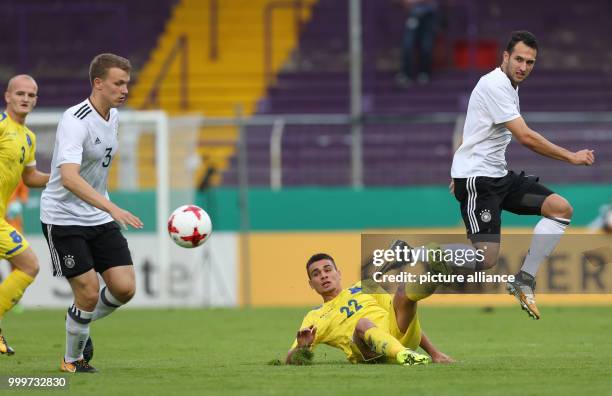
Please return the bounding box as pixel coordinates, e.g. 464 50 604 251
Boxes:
286 252 453 365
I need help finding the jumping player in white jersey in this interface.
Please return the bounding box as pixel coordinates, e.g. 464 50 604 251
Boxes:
40 53 143 373
448 31 594 319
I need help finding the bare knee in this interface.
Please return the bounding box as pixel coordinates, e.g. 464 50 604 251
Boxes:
473 243 499 270
559 200 574 219
75 288 99 312
109 284 136 304
102 267 136 304
117 286 136 303
542 194 573 220
30 262 40 277
354 318 375 340
21 257 40 278
9 249 40 278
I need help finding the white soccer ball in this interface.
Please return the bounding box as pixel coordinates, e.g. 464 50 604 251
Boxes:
167 205 212 248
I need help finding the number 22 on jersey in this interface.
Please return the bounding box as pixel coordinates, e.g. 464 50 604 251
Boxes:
340 299 363 318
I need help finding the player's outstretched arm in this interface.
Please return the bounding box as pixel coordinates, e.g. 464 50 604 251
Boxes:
22 165 49 188
506 117 595 165
60 163 143 229
419 331 454 364
286 325 316 365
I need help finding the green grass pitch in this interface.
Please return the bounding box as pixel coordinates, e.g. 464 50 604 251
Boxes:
1 306 610 395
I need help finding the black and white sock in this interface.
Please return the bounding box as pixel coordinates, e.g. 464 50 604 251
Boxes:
65 304 93 363
521 217 570 277
91 286 123 322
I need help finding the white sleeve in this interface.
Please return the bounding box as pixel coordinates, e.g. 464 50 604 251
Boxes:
482 82 521 125
56 113 88 167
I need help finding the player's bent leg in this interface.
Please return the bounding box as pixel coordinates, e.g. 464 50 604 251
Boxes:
89 265 135 324
471 242 500 270
101 265 136 304
7 247 39 278
8 263 27 315
354 318 429 366
68 270 100 312
393 286 418 333
507 194 572 320
386 285 430 365
352 319 386 362
540 193 573 219
354 318 402 361
0 247 39 355
0 248 37 317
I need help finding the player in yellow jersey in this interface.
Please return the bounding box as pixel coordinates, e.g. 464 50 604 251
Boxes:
0 75 50 355
286 252 453 365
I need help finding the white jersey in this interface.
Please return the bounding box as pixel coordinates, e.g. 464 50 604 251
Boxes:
41 99 118 226
451 68 521 178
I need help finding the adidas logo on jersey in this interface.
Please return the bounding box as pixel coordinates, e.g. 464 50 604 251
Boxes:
94 137 101 145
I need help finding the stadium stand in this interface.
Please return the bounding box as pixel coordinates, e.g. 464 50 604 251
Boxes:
225 0 611 186
2 0 610 187
0 0 177 107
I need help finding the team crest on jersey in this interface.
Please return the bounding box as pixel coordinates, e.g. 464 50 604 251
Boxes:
26 134 32 146
480 209 492 223
63 255 76 269
94 137 101 145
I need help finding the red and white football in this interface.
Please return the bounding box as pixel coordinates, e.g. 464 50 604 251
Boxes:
167 205 212 248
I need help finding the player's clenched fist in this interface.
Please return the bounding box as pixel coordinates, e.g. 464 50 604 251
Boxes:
571 149 595 166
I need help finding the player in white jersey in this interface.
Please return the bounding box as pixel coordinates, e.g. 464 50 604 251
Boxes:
447 31 594 319
40 53 143 373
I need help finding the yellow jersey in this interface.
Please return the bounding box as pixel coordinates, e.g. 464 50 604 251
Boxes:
291 283 394 363
0 112 36 217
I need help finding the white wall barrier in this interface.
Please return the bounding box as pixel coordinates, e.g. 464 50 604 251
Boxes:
1 233 238 308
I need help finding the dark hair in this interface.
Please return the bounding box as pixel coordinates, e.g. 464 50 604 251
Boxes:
505 30 538 54
306 253 337 278
89 53 131 85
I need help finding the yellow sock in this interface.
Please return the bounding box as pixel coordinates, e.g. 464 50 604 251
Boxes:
404 278 437 301
0 270 34 319
364 327 405 359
